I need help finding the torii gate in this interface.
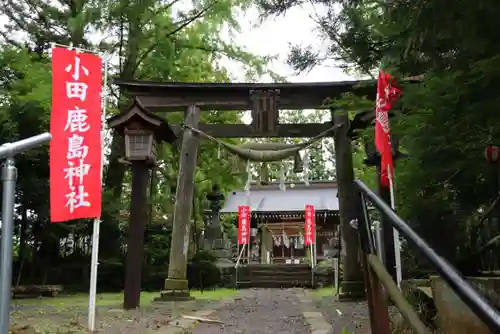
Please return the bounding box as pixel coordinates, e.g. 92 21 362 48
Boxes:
114 79 376 299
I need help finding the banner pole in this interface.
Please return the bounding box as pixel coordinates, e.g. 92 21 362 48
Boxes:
88 51 109 332
387 165 402 288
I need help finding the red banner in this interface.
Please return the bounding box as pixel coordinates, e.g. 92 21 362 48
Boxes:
50 47 102 222
304 204 315 245
238 205 250 245
375 69 402 187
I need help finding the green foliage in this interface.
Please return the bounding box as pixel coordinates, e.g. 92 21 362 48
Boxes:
187 250 221 289
0 0 274 291
256 0 500 267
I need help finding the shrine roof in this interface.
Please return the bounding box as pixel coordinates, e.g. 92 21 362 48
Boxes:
220 181 339 213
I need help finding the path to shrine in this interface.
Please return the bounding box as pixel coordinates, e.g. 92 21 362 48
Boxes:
183 289 370 334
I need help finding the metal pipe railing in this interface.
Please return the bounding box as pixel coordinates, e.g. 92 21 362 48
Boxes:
0 133 52 160
0 133 52 334
354 179 500 333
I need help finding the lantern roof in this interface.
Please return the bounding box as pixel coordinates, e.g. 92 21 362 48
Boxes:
107 98 177 143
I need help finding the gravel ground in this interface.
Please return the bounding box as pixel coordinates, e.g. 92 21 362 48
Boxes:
189 289 311 334
315 297 371 334
11 299 216 333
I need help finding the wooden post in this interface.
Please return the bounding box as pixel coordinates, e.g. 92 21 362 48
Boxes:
159 105 200 301
123 161 150 309
333 111 364 298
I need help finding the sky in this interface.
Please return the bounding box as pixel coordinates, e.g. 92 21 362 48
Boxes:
225 5 357 83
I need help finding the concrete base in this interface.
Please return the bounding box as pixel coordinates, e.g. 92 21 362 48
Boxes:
163 278 189 290
155 289 194 302
339 280 366 300
154 278 193 302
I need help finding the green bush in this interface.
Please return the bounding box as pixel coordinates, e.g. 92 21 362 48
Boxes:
187 250 221 290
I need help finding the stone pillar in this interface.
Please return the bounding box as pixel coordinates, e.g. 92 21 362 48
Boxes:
159 105 200 301
333 111 364 298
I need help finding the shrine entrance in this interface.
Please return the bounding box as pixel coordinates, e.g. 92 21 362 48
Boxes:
114 79 375 299
220 181 340 266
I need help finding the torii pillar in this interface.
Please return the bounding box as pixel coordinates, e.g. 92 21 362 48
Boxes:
333 111 364 298
158 105 200 301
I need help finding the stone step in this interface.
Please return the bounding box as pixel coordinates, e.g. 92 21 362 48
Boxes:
249 268 312 275
247 264 311 270
240 273 313 281
247 279 313 288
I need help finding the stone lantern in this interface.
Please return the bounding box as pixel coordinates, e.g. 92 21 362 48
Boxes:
108 98 176 310
204 184 232 267
205 184 225 242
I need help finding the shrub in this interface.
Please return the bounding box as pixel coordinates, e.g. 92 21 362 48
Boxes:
187 250 221 290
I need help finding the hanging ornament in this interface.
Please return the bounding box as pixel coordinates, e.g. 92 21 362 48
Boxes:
245 159 252 193
230 155 240 175
279 162 286 191
303 150 310 186
293 152 304 173
260 163 269 184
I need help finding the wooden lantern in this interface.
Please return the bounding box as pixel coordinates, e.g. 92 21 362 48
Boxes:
124 127 156 162
108 98 177 166
485 145 500 164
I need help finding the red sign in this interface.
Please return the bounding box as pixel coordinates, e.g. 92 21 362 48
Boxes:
50 47 102 222
238 205 250 245
304 204 315 245
375 69 402 187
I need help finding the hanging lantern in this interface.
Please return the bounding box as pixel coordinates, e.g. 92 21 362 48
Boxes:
485 145 500 164
293 152 304 173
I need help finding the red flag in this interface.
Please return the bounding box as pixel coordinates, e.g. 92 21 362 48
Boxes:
304 204 315 245
238 205 250 245
50 48 102 222
375 69 401 187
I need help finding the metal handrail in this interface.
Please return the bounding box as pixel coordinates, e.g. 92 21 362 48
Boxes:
354 179 500 333
0 133 51 159
0 133 52 334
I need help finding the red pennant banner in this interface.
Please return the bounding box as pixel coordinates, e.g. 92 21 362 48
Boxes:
304 204 315 245
238 205 250 245
50 47 102 222
375 69 402 187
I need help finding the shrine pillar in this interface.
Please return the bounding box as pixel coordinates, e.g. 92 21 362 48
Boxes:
332 111 364 298
159 105 200 301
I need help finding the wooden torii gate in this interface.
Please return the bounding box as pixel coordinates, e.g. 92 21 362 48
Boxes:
114 79 376 299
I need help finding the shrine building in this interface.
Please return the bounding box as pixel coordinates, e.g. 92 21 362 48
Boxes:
221 181 341 265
